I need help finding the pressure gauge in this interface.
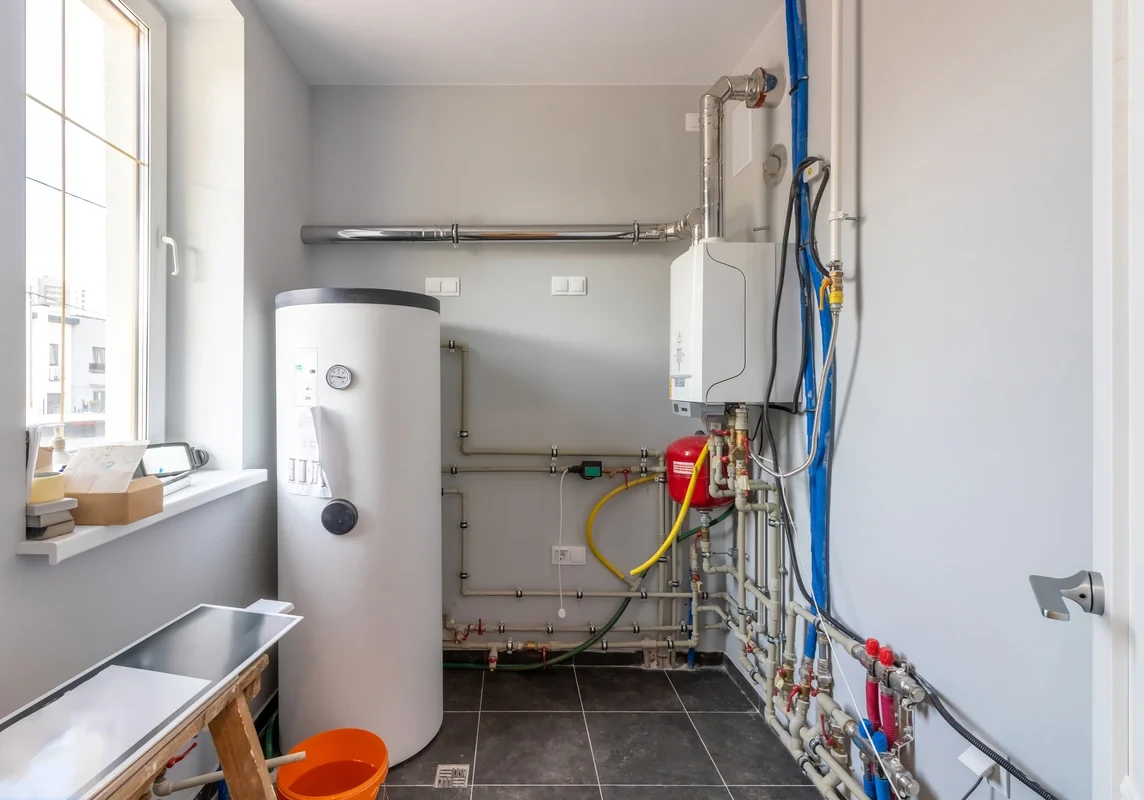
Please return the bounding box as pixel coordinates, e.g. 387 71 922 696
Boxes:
325 365 352 390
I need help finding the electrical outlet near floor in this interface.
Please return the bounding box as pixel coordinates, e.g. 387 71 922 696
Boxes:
959 745 1011 798
551 545 586 565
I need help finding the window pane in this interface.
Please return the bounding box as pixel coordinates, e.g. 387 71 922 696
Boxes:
65 0 139 158
27 99 62 191
64 141 137 445
64 121 110 208
26 179 63 426
26 0 63 110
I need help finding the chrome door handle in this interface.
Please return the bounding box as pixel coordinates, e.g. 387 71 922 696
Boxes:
1028 570 1105 620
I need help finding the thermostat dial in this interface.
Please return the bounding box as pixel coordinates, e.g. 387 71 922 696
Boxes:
325 365 352 390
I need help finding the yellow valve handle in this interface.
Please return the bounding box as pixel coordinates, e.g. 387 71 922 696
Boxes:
586 475 657 583
629 446 708 576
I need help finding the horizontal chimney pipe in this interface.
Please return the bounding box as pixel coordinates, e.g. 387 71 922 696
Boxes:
301 212 701 245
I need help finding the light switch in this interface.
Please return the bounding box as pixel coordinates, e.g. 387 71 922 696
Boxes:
685 112 700 132
551 277 586 296
426 277 460 296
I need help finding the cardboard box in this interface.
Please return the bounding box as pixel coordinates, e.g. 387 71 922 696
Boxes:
68 476 163 526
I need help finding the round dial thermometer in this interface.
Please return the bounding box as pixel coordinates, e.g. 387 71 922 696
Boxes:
325 365 352 390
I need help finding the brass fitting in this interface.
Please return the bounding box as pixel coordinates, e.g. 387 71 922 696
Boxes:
828 266 844 312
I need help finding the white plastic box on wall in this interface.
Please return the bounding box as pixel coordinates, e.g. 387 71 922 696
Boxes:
668 241 800 417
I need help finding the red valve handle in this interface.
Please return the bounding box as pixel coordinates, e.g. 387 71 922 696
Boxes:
166 742 197 769
786 686 799 713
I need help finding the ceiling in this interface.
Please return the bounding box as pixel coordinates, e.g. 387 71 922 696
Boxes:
250 0 783 86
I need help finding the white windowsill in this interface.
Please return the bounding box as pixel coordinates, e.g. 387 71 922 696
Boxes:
16 469 268 565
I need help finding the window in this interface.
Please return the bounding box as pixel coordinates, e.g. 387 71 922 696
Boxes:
25 0 166 449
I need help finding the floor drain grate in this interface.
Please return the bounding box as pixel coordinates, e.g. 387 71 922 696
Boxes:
434 764 470 789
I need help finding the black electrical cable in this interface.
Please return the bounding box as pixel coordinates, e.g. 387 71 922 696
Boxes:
909 669 1060 800
807 163 831 277
753 156 825 445
959 776 984 800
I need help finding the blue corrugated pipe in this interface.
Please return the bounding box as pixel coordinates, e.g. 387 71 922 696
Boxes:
784 0 830 663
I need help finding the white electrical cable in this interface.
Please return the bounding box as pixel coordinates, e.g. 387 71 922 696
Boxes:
556 469 569 619
751 311 841 479
777 477 901 799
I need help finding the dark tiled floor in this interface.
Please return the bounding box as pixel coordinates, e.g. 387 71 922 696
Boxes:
386 666 810 798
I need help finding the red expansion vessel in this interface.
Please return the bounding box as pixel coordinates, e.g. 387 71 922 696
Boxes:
665 435 734 511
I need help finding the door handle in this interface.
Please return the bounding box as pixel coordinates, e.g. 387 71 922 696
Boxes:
1028 570 1105 621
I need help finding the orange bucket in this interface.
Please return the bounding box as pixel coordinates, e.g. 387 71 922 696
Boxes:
277 729 389 800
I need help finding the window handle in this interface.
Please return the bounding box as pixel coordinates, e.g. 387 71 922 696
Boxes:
160 234 180 276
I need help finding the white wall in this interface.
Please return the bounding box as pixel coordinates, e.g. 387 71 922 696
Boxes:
166 12 246 469
307 86 722 646
0 0 308 739
722 3 1092 798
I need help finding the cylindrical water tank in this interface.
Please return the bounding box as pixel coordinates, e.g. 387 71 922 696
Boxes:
275 288 442 764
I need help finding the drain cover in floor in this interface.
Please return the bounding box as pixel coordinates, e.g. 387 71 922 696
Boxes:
434 764 470 788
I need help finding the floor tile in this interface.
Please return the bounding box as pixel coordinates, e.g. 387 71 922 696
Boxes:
688 714 809 786
602 787 729 800
472 788 602 800
387 712 479 786
444 669 484 711
473 712 597 785
575 668 682 711
728 788 820 800
386 789 470 800
668 669 756 712
481 668 581 711
586 712 720 785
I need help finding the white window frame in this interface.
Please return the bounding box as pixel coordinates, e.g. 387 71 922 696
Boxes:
118 0 167 443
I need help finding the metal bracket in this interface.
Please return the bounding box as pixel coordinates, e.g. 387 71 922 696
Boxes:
1029 570 1105 620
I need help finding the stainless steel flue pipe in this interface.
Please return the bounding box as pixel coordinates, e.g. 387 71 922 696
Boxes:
301 211 701 245
700 68 776 239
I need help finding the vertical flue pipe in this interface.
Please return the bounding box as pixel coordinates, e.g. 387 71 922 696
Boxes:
699 69 774 240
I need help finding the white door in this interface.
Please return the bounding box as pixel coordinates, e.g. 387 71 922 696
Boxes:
1092 1 1141 797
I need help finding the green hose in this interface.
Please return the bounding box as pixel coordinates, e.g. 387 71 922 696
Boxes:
443 503 733 671
444 597 632 671
678 504 734 541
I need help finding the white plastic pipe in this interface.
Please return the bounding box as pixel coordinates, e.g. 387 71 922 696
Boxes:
460 588 694 599
153 753 307 796
828 0 843 266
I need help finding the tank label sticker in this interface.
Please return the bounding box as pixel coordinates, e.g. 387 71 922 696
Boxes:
293 348 318 407
672 461 695 475
285 408 332 499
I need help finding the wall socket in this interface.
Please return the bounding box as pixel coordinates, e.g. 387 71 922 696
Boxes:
959 745 1010 798
552 546 586 565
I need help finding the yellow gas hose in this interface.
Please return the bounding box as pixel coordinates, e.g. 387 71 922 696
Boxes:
628 446 708 577
586 475 657 583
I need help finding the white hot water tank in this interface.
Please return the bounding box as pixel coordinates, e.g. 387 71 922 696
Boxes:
275 288 442 763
